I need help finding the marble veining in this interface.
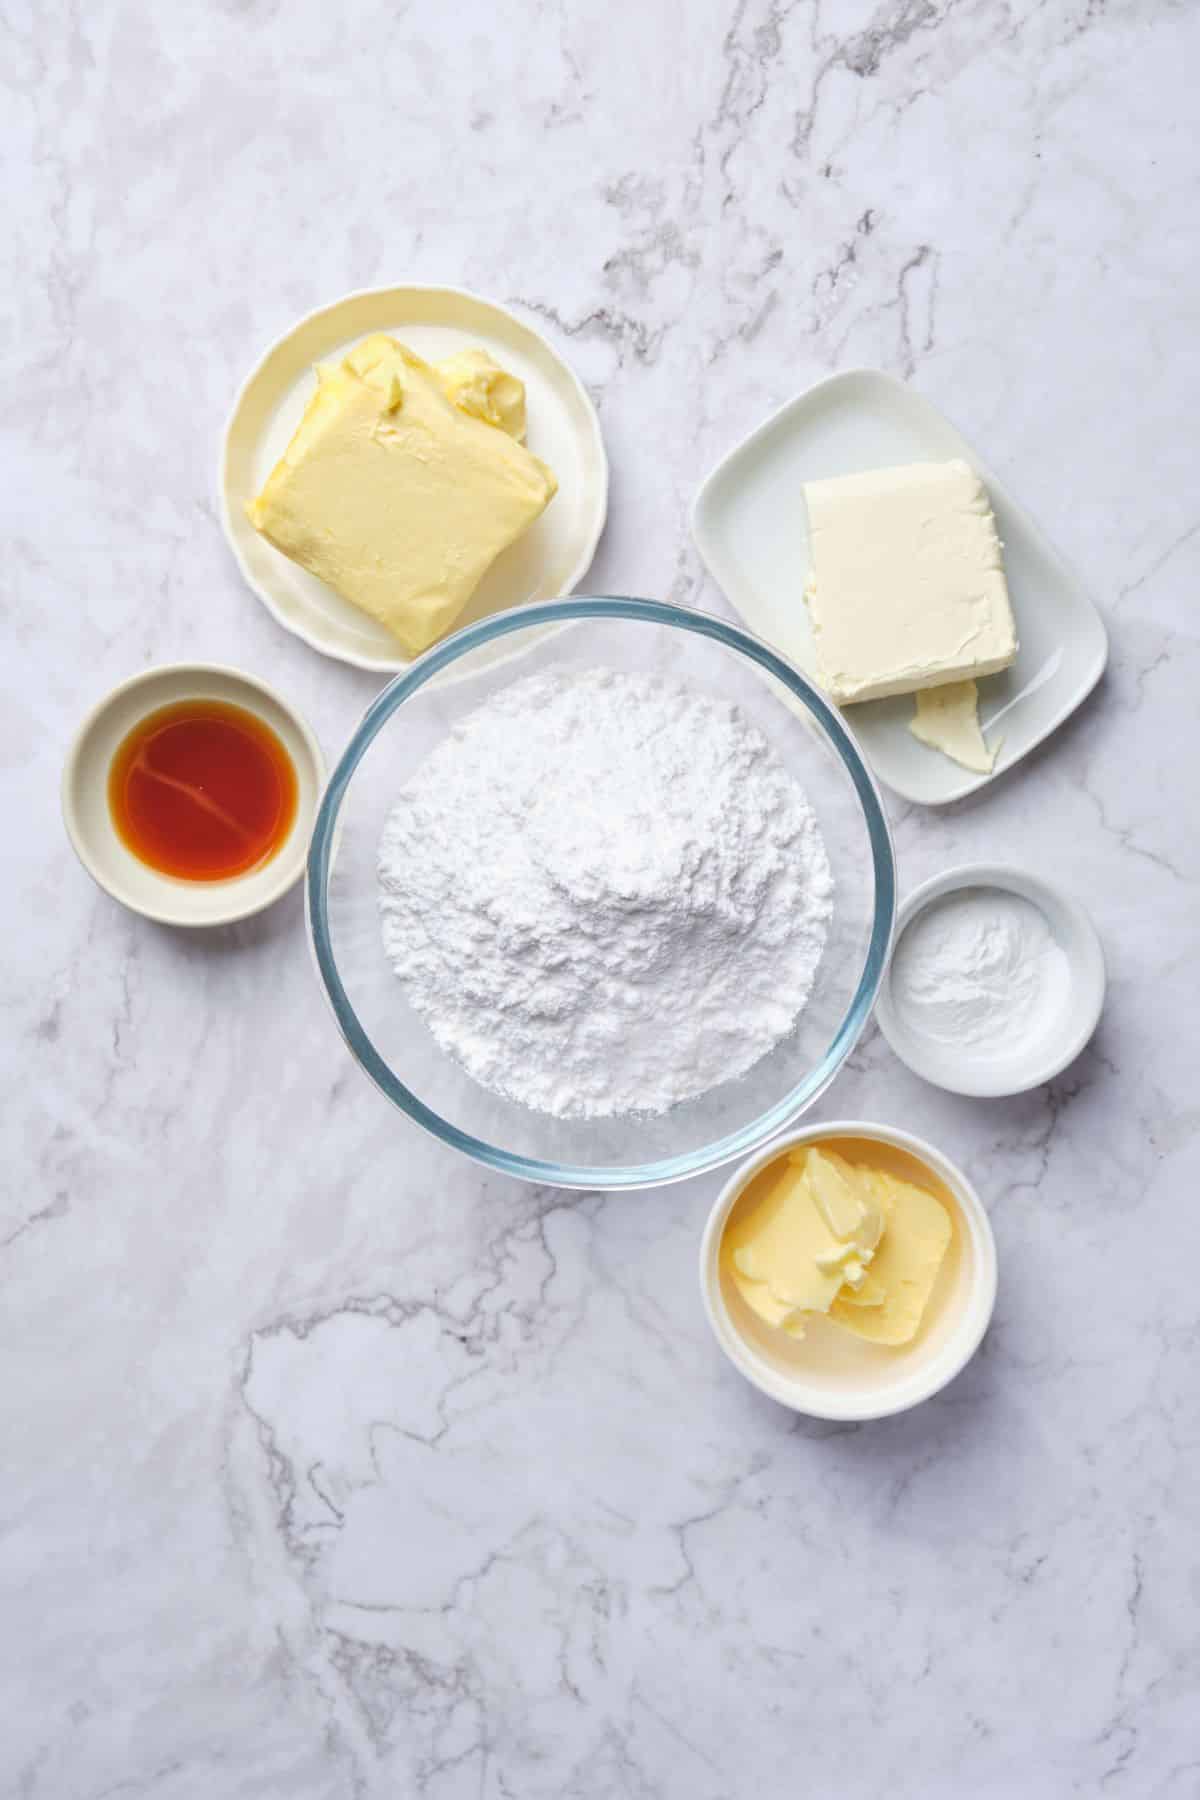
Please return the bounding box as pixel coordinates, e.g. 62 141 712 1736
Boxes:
4 1 1199 1795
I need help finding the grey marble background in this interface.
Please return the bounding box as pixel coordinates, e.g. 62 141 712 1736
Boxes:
5 2 1198 1795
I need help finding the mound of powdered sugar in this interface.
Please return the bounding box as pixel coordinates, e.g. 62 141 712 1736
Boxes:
377 667 834 1120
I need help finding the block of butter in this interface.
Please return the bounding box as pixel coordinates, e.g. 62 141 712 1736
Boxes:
247 335 557 656
723 1145 952 1347
804 459 1017 705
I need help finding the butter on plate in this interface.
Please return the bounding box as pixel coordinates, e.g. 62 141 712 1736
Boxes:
247 335 557 656
723 1145 952 1347
803 459 1017 707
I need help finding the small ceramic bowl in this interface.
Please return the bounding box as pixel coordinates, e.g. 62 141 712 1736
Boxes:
699 1121 997 1421
875 863 1106 1098
62 664 325 927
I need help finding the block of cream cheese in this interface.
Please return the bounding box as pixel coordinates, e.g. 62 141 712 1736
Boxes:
724 1145 951 1346
247 335 557 656
804 459 1017 705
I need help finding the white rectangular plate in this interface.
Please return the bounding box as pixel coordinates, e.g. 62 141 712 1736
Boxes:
690 370 1107 805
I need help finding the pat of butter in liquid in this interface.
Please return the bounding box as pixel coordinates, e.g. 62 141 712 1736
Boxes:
723 1144 953 1347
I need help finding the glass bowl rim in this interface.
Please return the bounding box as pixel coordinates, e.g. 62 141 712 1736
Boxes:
306 595 896 1190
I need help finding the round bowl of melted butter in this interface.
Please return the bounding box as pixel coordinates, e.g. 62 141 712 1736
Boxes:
700 1122 997 1421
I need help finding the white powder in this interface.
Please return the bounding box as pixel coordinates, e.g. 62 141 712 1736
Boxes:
890 887 1069 1052
378 667 834 1120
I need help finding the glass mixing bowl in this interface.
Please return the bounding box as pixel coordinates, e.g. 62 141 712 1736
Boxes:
306 598 895 1189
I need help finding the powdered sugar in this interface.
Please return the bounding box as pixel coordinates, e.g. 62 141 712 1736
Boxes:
377 667 834 1120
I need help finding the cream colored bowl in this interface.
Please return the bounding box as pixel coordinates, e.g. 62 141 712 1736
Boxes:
62 664 325 927
699 1121 997 1421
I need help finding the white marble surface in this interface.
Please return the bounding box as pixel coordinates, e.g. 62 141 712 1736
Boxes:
5 2 1199 1794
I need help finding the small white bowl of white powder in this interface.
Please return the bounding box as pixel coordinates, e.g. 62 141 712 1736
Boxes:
876 864 1105 1097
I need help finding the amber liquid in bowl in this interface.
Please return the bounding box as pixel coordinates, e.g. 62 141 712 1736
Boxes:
108 699 297 881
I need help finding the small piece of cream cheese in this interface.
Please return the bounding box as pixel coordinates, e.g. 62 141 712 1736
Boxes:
909 679 1001 773
803 459 1018 705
